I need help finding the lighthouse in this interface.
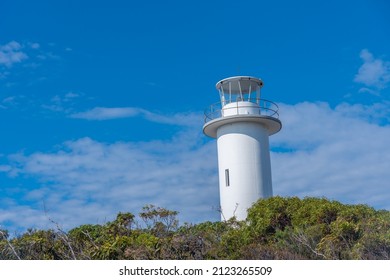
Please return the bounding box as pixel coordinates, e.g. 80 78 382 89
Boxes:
203 76 282 221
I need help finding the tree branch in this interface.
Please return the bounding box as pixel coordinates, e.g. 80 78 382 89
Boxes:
0 229 21 260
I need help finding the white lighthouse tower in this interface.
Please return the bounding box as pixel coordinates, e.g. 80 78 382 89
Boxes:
203 76 281 221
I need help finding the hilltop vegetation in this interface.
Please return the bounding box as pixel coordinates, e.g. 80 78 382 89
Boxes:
1 197 389 260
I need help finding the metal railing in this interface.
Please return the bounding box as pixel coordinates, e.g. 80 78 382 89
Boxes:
204 98 279 123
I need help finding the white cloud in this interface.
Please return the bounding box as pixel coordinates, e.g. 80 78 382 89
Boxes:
0 41 28 67
1 113 219 231
271 102 390 210
354 49 390 90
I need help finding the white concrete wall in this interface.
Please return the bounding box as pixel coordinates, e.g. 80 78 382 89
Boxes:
216 121 273 221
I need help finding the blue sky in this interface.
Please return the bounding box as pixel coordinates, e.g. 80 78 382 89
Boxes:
1 0 390 233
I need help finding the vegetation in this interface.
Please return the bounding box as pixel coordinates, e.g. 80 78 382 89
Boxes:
1 197 389 260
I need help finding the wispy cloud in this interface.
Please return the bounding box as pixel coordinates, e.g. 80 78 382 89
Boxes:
0 40 64 81
71 106 201 127
29 42 40 49
41 92 82 113
354 49 390 92
0 165 12 172
71 107 142 120
1 95 24 110
0 41 28 68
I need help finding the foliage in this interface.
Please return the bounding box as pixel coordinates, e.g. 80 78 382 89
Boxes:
0 198 389 260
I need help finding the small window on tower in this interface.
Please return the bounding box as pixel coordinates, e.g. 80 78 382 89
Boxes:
225 169 230 187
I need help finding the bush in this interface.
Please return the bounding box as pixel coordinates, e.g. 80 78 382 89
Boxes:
1 198 389 260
